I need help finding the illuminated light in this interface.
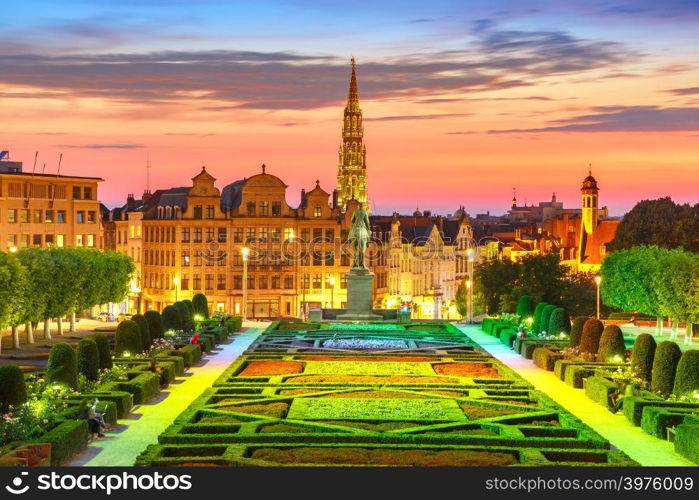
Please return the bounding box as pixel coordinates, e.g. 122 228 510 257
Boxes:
123 351 131 358
612 355 623 363
327 275 336 286
8 246 17 253
467 248 474 259
241 246 250 261
466 280 472 289
526 317 533 325
595 276 602 285
173 277 180 286
559 332 567 338
194 314 203 321
52 385 61 391
288 229 295 241
129 280 141 293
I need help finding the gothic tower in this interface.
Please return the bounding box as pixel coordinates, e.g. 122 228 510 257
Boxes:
581 167 599 235
336 57 368 212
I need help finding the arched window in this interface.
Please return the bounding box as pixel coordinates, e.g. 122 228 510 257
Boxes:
157 207 164 219
166 206 172 219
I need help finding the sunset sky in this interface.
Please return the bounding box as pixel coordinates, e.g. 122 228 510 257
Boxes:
2 0 698 216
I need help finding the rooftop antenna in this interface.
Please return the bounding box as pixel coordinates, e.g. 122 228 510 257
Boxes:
31 152 38 175
56 153 63 177
41 162 46 174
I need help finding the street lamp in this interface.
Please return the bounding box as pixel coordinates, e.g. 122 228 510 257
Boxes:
173 276 179 302
327 275 336 308
241 246 249 321
467 248 475 324
8 246 17 253
595 275 602 320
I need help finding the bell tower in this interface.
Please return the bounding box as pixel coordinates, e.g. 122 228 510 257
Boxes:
336 57 368 212
581 166 599 235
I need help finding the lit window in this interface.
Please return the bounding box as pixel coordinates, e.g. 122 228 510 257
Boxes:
314 205 322 217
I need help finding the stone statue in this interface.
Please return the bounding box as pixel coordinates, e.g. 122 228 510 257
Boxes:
347 205 371 272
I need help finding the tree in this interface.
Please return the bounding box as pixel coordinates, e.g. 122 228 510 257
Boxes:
45 248 81 336
652 248 699 341
162 305 182 331
473 259 518 314
192 293 209 319
548 307 571 335
454 279 469 318
516 295 533 318
16 249 54 344
609 198 698 252
0 252 27 353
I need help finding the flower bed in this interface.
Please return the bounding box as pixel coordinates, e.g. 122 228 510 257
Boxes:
285 375 457 384
433 363 501 378
238 361 304 376
322 339 408 349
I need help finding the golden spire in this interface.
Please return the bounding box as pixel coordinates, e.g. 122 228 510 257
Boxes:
346 57 360 112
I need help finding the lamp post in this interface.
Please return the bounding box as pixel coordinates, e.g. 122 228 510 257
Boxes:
467 248 474 324
595 275 602 320
173 276 179 302
327 275 335 309
8 246 17 253
241 246 249 321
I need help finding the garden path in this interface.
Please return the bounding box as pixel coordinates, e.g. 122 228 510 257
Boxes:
68 323 266 466
457 325 693 467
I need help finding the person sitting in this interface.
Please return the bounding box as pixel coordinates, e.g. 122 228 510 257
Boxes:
80 400 107 439
190 332 200 345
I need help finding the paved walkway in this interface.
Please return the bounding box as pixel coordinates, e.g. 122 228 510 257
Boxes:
457 325 694 467
69 324 265 466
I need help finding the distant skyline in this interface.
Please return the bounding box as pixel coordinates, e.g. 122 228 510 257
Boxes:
2 0 698 215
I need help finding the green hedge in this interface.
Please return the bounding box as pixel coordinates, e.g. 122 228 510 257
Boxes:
175 302 194 332
548 308 570 336
532 302 549 334
674 422 699 465
132 314 152 350
79 390 133 418
162 305 182 331
76 338 100 381
597 325 625 362
516 295 532 318
640 406 698 439
169 345 202 367
584 376 619 408
622 394 698 426
579 319 604 355
226 316 243 333
115 320 142 356
92 332 112 370
41 419 89 466
0 365 27 412
46 343 78 390
193 293 209 319
109 372 160 405
145 310 164 340
539 305 557 334
650 341 682 397
532 347 564 371
155 354 186 376
569 316 588 348
673 350 699 397
499 329 518 348
630 334 657 384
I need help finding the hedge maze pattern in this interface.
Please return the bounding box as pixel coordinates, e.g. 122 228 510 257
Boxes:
136 323 635 466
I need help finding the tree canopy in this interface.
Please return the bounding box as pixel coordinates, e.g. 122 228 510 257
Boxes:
608 198 698 252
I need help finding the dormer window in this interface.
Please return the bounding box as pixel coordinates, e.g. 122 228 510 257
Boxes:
314 204 322 217
193 205 203 219
247 201 256 216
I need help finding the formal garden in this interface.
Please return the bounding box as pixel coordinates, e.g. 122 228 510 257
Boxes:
135 321 635 466
0 272 243 466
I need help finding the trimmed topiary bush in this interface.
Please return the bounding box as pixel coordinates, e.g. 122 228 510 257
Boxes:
183 299 195 316
597 325 626 362
145 310 164 340
516 295 532 319
115 320 142 356
92 332 112 370
548 307 571 336
630 334 657 384
651 341 682 397
539 304 557 334
46 342 78 390
579 318 604 355
570 316 589 348
673 350 699 397
76 338 99 381
131 314 151 350
0 365 27 412
162 305 182 331
174 301 194 332
192 293 210 319
532 302 549 334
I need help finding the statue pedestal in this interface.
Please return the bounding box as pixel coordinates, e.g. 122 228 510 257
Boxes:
336 271 382 321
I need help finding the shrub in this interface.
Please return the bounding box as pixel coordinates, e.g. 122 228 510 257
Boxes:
0 365 27 412
131 314 152 350
43 419 89 466
174 302 194 332
162 305 182 331
651 341 682 396
673 350 699 397
115 320 142 356
675 422 699 465
579 319 604 355
183 299 195 316
533 347 564 371
539 305 557 334
46 342 78 390
145 310 164 340
570 316 589 348
516 295 532 319
76 338 99 381
532 302 549 334
630 334 657 384
226 316 242 333
91 332 112 370
548 307 571 336
192 293 209 319
597 325 626 362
